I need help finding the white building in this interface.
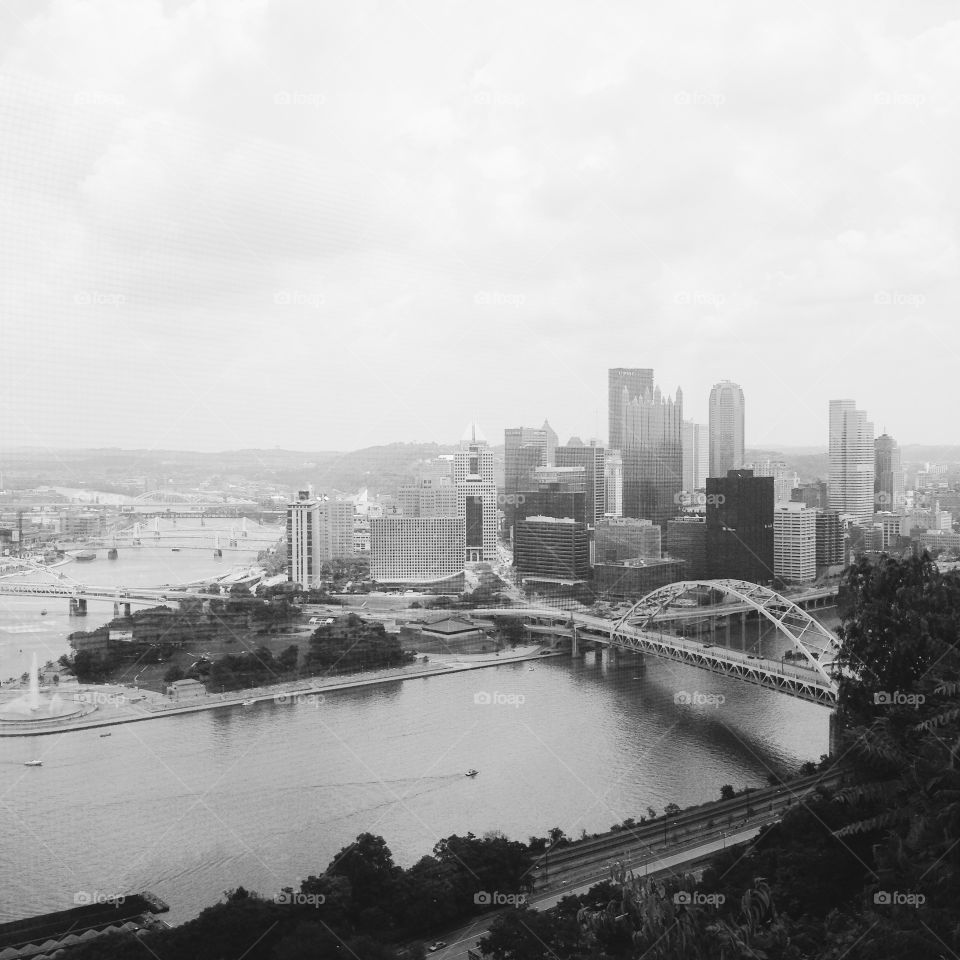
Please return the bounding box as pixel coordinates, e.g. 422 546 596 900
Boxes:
682 419 709 491
774 502 816 584
369 516 465 585
744 459 798 505
287 490 355 586
604 451 623 517
828 400 875 525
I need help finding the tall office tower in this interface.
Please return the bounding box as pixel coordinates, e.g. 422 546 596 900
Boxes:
681 420 709 491
505 427 547 495
665 516 708 579
608 368 655 452
454 425 498 562
828 400 875 525
815 510 844 569
595 517 661 563
744 459 798 504
604 451 623 517
621 382 683 526
874 433 905 512
515 488 587 525
705 469 775 583
287 490 355 586
513 516 590 580
556 441 606 525
708 381 745 478
541 420 559 466
370 516 465 587
398 459 456 517
773 502 817 584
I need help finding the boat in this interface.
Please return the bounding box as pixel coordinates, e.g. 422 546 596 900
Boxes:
465 769 479 777
100 732 112 738
74 550 96 562
528 666 535 671
24 760 42 767
40 609 47 616
171 548 181 552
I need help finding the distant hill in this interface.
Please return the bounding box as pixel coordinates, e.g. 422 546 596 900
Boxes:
746 448 828 483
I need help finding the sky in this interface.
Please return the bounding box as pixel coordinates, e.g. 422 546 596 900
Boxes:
1 0 958 453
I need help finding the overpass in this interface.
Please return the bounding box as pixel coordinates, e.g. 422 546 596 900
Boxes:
467 580 841 706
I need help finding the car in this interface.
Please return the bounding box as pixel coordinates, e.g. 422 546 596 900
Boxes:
428 943 447 953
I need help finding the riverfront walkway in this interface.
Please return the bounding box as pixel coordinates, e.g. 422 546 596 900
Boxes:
0 645 560 737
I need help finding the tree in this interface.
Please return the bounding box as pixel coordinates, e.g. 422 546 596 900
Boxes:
163 664 185 684
719 784 736 801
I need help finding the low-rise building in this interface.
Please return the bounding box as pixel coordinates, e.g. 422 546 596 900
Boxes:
167 678 207 701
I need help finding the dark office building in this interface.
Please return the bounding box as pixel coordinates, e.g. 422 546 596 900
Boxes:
514 517 590 580
556 442 606 526
815 510 844 567
706 469 774 583
593 557 686 601
791 481 828 510
503 435 544 534
665 516 708 580
874 433 904 511
608 368 655 452
515 489 587 525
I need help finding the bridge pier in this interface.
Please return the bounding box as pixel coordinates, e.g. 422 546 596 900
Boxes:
69 598 87 616
828 709 843 756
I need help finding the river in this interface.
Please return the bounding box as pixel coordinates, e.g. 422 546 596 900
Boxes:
0 521 832 925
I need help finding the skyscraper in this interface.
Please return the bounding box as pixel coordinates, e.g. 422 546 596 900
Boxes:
287 490 355 586
556 441 606 525
621 381 683 526
708 381 745 478
681 420 709 491
744 459 798 504
874 433 904 512
773 502 816 584
454 424 498 562
828 400 875 524
604 451 623 517
608 368 655 452
705 469 774 583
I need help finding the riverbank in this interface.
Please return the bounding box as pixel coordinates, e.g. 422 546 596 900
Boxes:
0 645 563 737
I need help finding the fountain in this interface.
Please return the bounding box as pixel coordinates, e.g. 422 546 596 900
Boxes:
0 653 93 724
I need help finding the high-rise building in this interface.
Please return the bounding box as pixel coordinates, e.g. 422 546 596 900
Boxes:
828 400 875 524
454 425 498 562
556 442 606 525
773 502 816 584
665 516 708 579
744 459 798 504
708 381 745 478
621 381 683 526
815 510 844 568
541 420 559 467
681 420 709 492
874 433 904 512
287 490 355 587
705 469 774 583
608 368 655 452
595 517 661 563
513 516 590 580
792 481 828 510
515 489 587 525
370 516 465 587
398 459 457 517
604 451 623 517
